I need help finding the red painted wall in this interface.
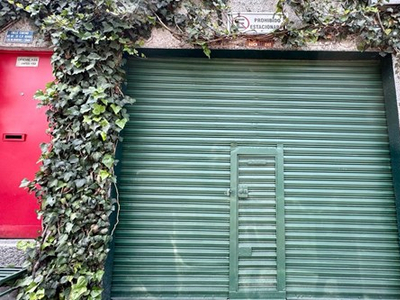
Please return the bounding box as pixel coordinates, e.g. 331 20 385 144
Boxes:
0 51 53 238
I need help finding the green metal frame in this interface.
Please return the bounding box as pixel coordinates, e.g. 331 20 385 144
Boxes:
104 50 400 300
0 268 26 298
0 268 26 286
102 109 126 300
382 56 400 244
229 145 285 299
137 49 382 60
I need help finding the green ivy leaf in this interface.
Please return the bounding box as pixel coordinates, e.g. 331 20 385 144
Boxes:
93 104 106 115
110 103 122 114
87 53 102 60
102 154 114 169
201 43 211 58
70 276 88 300
100 131 107 141
30 288 45 300
46 196 56 207
115 118 128 129
26 281 38 295
99 170 110 181
75 178 86 188
83 115 92 124
65 222 73 233
90 289 102 299
17 241 36 251
94 270 105 282
100 118 110 131
20 178 31 188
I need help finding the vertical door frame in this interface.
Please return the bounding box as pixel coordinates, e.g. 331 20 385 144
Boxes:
229 145 286 299
382 55 400 244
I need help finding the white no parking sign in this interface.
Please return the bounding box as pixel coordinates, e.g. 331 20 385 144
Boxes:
229 12 283 34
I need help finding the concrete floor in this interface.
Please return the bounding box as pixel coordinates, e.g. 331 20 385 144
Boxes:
0 287 17 300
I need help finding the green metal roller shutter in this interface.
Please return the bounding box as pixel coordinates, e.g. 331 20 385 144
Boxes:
111 58 400 300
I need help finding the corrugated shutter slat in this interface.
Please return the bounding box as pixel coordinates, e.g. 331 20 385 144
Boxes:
111 58 400 300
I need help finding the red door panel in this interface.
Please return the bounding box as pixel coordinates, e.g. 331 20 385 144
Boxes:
0 51 53 238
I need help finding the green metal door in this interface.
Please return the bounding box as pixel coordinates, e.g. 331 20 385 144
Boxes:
110 57 400 300
229 146 285 299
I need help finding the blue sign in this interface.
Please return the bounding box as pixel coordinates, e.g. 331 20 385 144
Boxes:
5 30 34 43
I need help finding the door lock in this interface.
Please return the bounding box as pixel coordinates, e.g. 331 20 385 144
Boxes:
238 185 249 198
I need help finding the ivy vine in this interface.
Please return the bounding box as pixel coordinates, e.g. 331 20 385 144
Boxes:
13 1 138 299
0 0 25 29
276 0 400 58
0 0 399 299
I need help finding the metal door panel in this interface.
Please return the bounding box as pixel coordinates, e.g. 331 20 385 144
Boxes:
229 146 285 299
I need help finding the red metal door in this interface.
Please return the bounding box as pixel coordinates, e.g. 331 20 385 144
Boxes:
0 51 52 238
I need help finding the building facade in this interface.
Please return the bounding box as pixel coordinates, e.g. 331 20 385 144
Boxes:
1 1 400 299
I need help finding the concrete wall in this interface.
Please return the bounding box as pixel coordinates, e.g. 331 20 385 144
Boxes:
0 18 50 51
394 55 400 105
144 0 358 51
0 241 26 267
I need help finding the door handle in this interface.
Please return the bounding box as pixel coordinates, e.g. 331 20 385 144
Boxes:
238 185 249 198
